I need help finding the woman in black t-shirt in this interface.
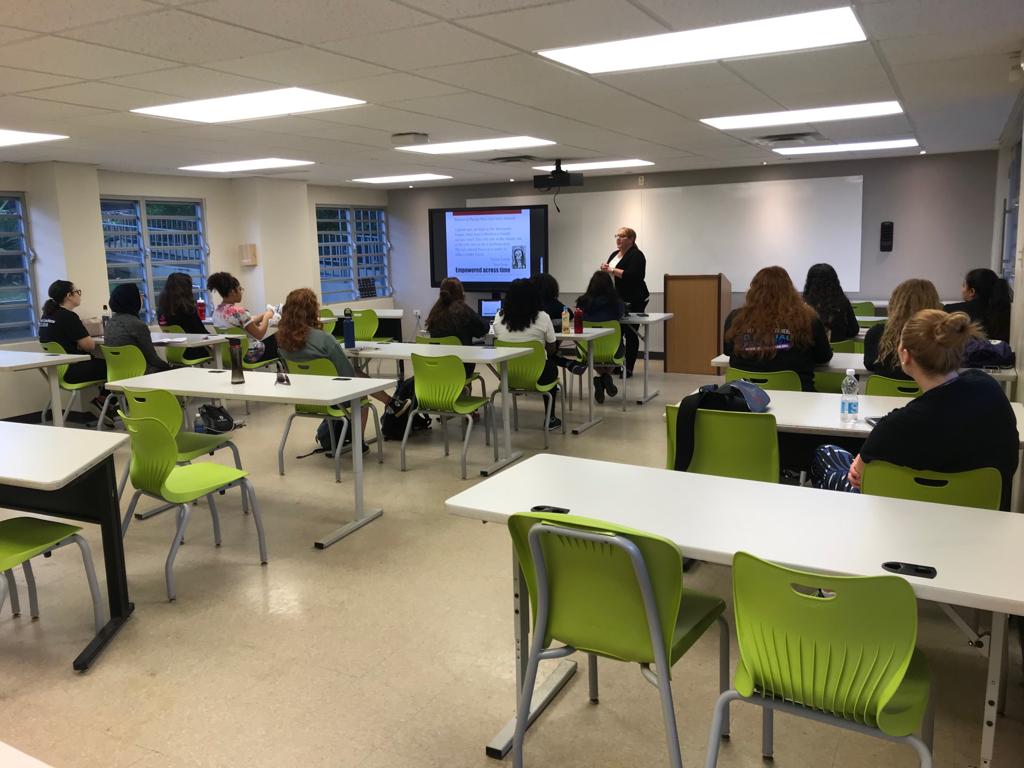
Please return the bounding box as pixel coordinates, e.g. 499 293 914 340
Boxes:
944 267 1012 340
813 309 1019 509
157 272 210 361
38 279 108 386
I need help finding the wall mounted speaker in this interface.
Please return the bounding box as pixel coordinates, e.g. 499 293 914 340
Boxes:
880 221 894 252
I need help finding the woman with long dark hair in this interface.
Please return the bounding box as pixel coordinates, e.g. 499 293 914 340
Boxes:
157 272 209 361
802 263 859 342
575 270 625 402
723 266 833 391
944 267 1012 340
39 279 108 395
531 272 563 327
208 271 278 364
426 276 489 376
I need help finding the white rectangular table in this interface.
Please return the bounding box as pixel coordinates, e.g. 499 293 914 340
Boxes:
96 332 228 349
622 312 673 405
0 741 54 768
0 423 131 670
554 327 615 433
106 367 393 549
0 350 90 428
446 453 1024 767
345 341 531 476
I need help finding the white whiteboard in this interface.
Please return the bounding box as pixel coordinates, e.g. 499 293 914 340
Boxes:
470 175 863 292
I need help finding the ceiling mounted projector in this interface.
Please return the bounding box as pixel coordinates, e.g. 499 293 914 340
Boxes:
391 132 429 147
533 159 583 189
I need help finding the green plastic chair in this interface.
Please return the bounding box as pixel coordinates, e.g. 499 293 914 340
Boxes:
813 370 846 394
415 334 487 398
351 309 391 342
568 320 627 411
865 375 923 397
706 551 933 768
830 338 863 353
277 357 383 482
0 517 104 633
119 412 267 601
160 324 211 367
508 512 728 768
665 405 779 482
861 460 1000 510
216 326 278 370
97 344 147 431
403 353 494 479
851 300 876 316
493 340 563 449
120 388 247 513
318 308 337 336
39 341 106 425
725 367 801 392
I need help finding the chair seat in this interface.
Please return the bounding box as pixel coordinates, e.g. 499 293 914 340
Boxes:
0 518 82 571
296 396 370 417
175 355 212 367
371 336 392 343
161 463 247 503
61 378 106 391
670 588 727 664
242 357 278 370
448 394 490 415
175 431 234 461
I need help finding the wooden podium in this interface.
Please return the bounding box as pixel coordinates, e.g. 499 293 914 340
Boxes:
664 274 731 374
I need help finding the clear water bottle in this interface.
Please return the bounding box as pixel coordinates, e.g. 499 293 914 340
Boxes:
561 306 570 333
194 412 206 433
840 368 859 423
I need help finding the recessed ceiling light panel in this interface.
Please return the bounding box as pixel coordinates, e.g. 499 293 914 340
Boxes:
533 159 654 171
537 7 865 74
702 101 903 130
397 136 554 155
134 87 364 124
774 139 919 156
352 174 453 183
0 128 69 147
179 158 315 172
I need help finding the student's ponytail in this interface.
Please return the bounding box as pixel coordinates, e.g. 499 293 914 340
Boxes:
42 279 74 318
901 309 981 374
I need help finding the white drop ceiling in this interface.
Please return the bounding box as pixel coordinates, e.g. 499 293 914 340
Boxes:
0 0 1021 187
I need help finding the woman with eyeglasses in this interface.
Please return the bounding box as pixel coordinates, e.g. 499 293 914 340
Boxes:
39 279 108 391
601 227 649 378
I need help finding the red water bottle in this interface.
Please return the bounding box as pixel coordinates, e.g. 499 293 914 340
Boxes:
573 307 583 334
196 297 206 320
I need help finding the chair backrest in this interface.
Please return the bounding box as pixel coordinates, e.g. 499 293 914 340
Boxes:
415 335 460 345
861 460 1000 509
731 551 918 731
725 367 801 392
495 340 546 390
100 344 147 381
119 412 179 496
216 326 248 367
121 389 184 438
318 309 337 336
666 405 779 482
281 357 341 415
351 309 379 341
40 341 72 383
160 325 190 366
830 339 862 354
411 353 467 411
508 511 683 665
865 375 922 398
813 371 846 394
851 301 875 316
578 320 623 364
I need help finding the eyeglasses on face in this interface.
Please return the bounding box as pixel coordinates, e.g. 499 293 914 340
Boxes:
614 233 631 239
71 289 82 295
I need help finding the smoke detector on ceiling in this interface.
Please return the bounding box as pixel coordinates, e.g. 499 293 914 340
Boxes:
390 132 429 147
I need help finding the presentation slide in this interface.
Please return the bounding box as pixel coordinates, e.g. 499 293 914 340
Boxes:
445 209 531 281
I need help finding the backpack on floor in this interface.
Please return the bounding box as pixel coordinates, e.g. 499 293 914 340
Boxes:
673 380 770 472
198 404 236 434
381 377 432 441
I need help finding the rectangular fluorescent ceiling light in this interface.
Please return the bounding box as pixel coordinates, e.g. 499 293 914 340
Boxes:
352 174 453 183
702 101 903 130
397 136 554 155
537 7 865 74
133 87 364 123
179 158 314 172
0 128 68 147
774 139 919 156
533 159 654 171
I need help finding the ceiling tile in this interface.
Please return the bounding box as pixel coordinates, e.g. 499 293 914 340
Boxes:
245 115 394 148
0 67 79 95
320 23 515 69
0 95 110 127
858 0 1024 40
314 73 463 104
458 0 668 50
205 47 387 86
629 0 843 30
309 104 492 140
27 81 176 111
398 0 552 18
0 37 176 79
185 0 433 44
879 28 1024 66
106 66 275 98
3 0 157 33
65 10 294 64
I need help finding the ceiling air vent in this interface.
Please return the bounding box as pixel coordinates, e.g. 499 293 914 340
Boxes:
750 130 827 150
485 155 546 163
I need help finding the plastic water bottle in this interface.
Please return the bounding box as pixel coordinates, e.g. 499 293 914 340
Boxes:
101 304 111 332
194 412 206 433
561 306 570 333
573 307 584 335
840 368 859 423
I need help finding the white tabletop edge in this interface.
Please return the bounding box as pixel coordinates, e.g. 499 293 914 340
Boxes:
0 423 127 491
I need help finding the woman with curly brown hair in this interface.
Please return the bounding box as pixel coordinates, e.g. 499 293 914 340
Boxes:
723 265 833 391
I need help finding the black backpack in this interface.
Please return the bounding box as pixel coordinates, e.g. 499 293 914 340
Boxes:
380 377 432 440
198 404 236 434
673 380 770 472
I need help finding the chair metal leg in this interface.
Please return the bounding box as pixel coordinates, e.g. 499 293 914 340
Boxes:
207 494 222 546
96 392 117 431
62 391 78 424
588 653 599 703
22 559 39 620
762 705 774 759
225 440 248 513
542 392 553 450
442 415 450 456
240 478 268 565
717 615 731 736
121 490 143 537
621 364 627 412
491 404 499 461
69 534 105 633
117 456 131 500
333 418 349 484
368 403 384 464
0 571 9 615
512 621 545 768
512 395 519 431
41 397 51 423
651 665 683 768
277 412 298 476
461 414 474 479
704 691 743 768
165 504 192 601
399 408 418 471
3 569 20 616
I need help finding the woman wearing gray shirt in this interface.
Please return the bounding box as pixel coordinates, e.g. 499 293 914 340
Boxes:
104 283 170 374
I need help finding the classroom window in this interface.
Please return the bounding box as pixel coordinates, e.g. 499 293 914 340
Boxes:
317 206 391 303
0 195 37 342
100 198 209 323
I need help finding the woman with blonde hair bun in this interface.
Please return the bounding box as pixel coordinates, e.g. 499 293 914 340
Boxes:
812 309 1019 510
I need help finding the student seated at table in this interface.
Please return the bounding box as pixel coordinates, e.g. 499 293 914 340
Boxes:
812 309 1019 510
723 265 833 392
531 272 564 329
276 288 410 432
493 279 560 430
104 283 171 375
426 276 489 377
157 271 210 362
864 278 941 380
39 279 109 408
802 263 860 342
944 267 1012 340
208 271 278 364
571 270 626 403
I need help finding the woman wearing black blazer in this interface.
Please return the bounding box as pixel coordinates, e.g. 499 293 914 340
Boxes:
601 226 650 377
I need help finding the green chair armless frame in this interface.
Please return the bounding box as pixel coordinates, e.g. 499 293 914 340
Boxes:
96 344 147 431
509 512 728 768
318 308 337 336
567 320 627 411
725 367 801 392
665 405 779 483
830 338 863 354
492 340 564 449
865 375 923 397
160 324 212 367
813 371 846 394
415 334 487 399
216 326 278 370
39 341 106 425
351 309 391 342
851 300 876 316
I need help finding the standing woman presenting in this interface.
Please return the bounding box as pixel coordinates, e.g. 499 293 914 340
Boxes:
601 227 649 378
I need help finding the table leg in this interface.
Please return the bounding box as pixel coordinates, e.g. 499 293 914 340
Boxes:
44 369 64 427
979 612 1007 767
572 340 602 435
485 552 576 759
481 361 524 476
315 397 383 549
636 324 659 406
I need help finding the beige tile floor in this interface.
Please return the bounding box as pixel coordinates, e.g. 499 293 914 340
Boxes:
1 364 1022 768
